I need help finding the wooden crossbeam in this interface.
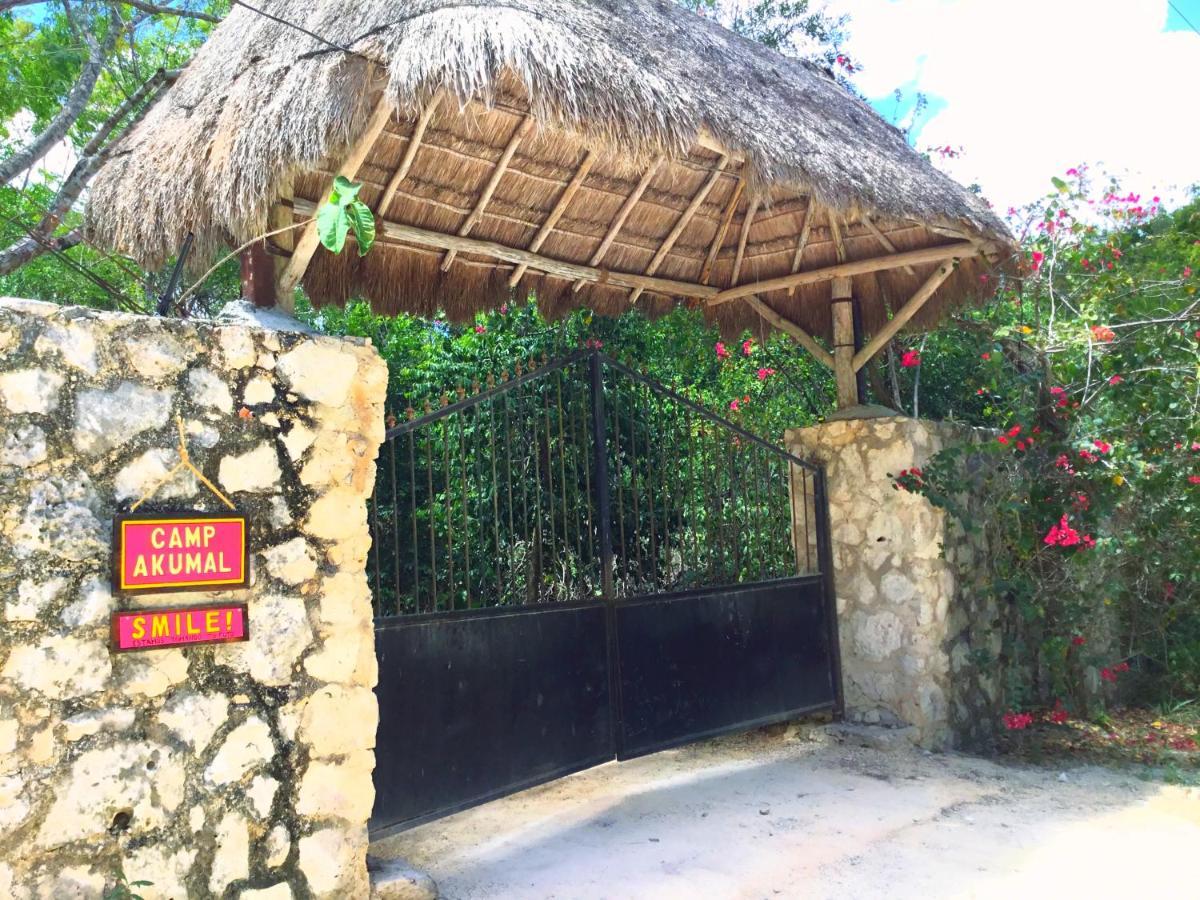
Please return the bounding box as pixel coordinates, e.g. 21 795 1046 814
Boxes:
729 192 760 287
571 156 664 292
861 217 915 275
699 178 745 285
277 95 395 299
852 261 956 370
626 154 729 304
785 204 815 299
743 295 833 369
441 115 533 271
292 199 719 299
509 148 596 287
708 241 980 306
377 88 446 217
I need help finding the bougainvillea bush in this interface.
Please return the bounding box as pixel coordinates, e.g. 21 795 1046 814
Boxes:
894 174 1200 719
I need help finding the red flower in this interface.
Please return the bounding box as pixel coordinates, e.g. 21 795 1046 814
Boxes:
474 324 487 334
1048 702 1070 725
1016 440 1027 451
1044 514 1082 547
997 435 1009 445
1003 711 1034 730
729 399 740 412
1090 324 1116 343
1007 425 1023 437
1030 250 1044 273
1055 454 1072 470
1189 475 1200 485
1108 375 1123 385
715 341 730 360
1071 635 1086 646
980 352 991 360
1184 266 1193 278
900 350 921 368
742 339 754 356
1101 667 1116 683
1093 439 1112 454
756 367 776 380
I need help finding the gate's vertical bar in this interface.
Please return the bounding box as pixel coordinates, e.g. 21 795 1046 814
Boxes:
589 351 622 759
812 465 844 719
588 352 614 601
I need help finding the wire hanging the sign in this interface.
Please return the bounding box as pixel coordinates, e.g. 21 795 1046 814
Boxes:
130 417 237 512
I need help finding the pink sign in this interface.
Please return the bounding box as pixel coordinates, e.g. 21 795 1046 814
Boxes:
113 514 248 593
111 604 248 652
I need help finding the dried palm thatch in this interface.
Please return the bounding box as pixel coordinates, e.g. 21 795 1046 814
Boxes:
86 0 1016 358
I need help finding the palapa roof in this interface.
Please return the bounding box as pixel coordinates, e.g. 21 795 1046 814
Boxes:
86 0 1016 344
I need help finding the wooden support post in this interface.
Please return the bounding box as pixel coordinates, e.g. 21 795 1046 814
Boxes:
277 94 395 301
831 276 858 409
851 261 956 370
240 241 276 308
267 186 294 313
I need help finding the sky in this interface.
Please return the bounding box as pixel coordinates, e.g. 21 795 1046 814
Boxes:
828 0 1200 213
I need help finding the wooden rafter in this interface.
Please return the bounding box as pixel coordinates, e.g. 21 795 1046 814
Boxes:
699 178 745 285
291 198 719 298
626 154 729 304
729 192 760 287
785 203 815 298
852 261 956 370
509 148 596 287
709 241 982 306
571 155 664 292
827 209 847 263
743 295 832 369
277 95 395 299
441 115 534 271
861 216 916 275
377 88 446 216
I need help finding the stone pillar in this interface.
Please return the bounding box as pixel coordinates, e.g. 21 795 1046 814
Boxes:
787 414 1003 750
0 298 386 898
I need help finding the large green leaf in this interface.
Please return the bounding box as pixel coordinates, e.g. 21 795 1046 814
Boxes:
331 175 363 208
316 201 349 253
346 200 376 256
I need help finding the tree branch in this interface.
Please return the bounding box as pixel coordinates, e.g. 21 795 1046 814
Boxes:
0 0 219 20
0 8 119 186
0 227 83 276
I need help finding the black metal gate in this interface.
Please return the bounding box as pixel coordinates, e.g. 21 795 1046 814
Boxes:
369 349 840 835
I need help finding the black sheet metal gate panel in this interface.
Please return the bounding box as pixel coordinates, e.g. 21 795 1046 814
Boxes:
368 350 840 835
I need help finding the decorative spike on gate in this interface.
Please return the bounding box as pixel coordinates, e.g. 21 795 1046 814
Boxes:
486 372 496 388
423 398 433 414
456 385 466 400
405 405 416 420
515 360 523 376
439 392 450 408
500 368 510 382
471 380 481 395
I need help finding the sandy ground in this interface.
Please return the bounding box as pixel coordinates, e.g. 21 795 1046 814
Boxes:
371 728 1200 900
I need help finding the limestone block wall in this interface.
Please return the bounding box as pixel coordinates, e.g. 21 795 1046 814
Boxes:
787 416 1004 750
0 298 386 898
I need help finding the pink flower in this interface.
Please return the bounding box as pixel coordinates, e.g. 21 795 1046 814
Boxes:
1071 635 1086 646
715 341 730 360
742 339 754 356
474 324 487 334
500 303 509 314
1030 250 1045 273
900 350 921 368
1108 375 1123 385
1189 475 1200 485
729 399 740 412
756 367 776 381
1093 439 1112 454
1183 266 1193 279
1044 514 1082 548
1003 711 1034 730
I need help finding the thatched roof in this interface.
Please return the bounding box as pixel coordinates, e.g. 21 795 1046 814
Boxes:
86 0 1015 345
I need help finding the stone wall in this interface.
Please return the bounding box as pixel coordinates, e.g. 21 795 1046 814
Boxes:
787 415 1005 750
0 298 386 898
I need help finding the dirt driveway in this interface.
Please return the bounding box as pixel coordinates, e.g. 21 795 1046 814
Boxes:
371 728 1200 899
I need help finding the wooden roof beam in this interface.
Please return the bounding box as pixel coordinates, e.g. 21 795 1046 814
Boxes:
708 241 980 306
729 192 761 287
861 216 916 275
572 155 664 292
627 154 730 304
376 88 446 216
277 95 395 299
509 148 596 287
291 198 718 299
441 115 533 271
744 295 833 369
852 261 956 370
785 202 815 298
699 178 745 285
